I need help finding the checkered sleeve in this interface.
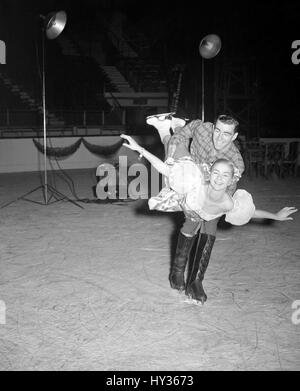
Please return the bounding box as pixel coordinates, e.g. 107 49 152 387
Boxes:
167 120 203 158
225 149 245 195
231 151 245 179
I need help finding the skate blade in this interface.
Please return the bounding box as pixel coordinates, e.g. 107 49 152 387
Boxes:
146 112 175 121
183 297 204 306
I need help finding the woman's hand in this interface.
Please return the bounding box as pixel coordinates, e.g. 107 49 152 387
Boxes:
120 134 143 154
275 207 298 221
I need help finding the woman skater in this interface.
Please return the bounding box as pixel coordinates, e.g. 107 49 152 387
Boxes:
120 133 297 304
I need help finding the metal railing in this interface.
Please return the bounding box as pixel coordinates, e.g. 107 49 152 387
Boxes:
0 108 126 128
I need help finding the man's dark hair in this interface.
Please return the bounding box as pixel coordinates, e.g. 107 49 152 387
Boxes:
216 114 239 132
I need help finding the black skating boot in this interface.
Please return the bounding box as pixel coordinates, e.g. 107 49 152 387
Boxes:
185 233 216 304
169 232 196 291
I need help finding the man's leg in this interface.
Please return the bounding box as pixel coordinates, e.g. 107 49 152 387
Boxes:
169 218 201 291
185 218 219 304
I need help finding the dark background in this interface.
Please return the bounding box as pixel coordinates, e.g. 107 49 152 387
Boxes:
0 0 299 137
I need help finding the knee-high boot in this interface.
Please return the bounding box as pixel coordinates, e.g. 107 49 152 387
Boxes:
185 233 216 304
169 231 196 291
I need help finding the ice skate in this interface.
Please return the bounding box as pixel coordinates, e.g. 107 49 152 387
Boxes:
146 113 174 142
146 112 175 124
185 233 216 306
186 281 207 305
170 117 186 132
169 232 195 292
183 296 204 306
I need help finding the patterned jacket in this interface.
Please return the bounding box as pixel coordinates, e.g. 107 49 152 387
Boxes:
168 119 245 193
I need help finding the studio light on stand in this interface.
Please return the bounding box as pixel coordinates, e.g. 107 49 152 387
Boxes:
1 11 82 209
199 34 221 121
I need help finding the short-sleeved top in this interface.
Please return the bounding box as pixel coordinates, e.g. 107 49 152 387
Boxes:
148 157 255 226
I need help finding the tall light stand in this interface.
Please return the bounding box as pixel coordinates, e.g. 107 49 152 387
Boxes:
1 11 83 209
199 34 222 122
42 28 48 204
201 57 205 121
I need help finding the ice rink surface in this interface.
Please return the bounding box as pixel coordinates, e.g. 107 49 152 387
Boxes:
0 168 299 370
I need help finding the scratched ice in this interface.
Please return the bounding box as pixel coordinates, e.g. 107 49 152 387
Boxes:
0 170 299 370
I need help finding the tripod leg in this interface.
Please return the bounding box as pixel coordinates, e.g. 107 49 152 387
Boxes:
0 185 46 209
47 185 84 209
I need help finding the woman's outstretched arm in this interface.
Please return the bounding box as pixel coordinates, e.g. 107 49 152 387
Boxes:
253 207 297 221
121 134 170 177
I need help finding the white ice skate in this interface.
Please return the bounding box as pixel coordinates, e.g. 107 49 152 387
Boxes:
170 116 187 132
146 113 173 142
146 112 175 124
183 296 205 306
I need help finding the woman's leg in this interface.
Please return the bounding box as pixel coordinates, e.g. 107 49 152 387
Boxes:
163 136 190 160
147 115 190 160
162 135 171 158
172 143 191 159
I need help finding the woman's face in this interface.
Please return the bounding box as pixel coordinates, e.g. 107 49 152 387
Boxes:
209 162 233 191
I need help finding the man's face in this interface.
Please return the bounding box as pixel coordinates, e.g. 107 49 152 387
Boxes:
212 120 237 151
